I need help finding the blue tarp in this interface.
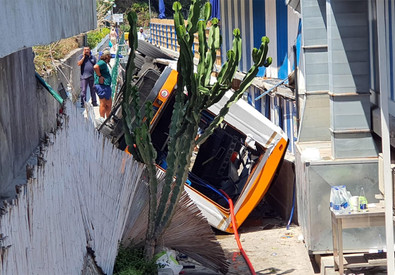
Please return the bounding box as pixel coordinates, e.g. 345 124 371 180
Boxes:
159 0 165 19
210 0 220 20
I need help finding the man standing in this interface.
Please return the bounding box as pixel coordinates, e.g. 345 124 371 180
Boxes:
78 47 98 107
110 27 117 51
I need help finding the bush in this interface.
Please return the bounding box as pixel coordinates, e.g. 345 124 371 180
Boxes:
113 246 158 275
87 27 110 49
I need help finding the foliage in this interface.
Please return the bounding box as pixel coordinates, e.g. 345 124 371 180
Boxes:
33 37 79 75
87 28 111 49
121 0 271 260
115 0 192 18
33 27 110 75
161 0 192 18
120 22 130 33
131 2 151 27
113 246 158 275
97 0 117 27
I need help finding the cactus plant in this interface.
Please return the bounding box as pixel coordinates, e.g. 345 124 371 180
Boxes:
122 0 272 260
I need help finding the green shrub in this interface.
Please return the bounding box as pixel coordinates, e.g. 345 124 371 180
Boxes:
87 27 110 49
113 246 158 275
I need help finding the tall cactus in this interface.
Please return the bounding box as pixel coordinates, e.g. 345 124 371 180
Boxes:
122 11 160 259
154 0 272 237
122 0 272 260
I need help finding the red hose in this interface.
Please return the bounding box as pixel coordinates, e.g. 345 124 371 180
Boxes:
220 190 256 275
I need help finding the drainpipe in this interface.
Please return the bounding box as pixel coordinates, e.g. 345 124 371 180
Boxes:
293 45 299 133
377 0 395 273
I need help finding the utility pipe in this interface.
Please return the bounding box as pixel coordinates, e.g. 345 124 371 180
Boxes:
293 45 299 133
254 77 288 102
35 72 64 104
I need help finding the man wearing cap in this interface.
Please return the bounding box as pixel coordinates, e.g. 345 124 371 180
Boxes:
77 47 98 107
93 50 112 120
138 27 147 40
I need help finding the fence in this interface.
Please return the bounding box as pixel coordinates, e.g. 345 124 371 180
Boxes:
150 18 222 66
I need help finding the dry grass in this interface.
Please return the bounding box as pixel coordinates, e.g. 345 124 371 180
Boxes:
33 37 80 75
122 172 229 274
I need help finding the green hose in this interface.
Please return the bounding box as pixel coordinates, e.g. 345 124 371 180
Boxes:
35 72 64 104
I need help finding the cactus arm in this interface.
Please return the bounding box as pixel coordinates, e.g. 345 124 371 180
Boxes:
156 122 199 234
197 20 208 86
196 36 272 146
186 0 202 45
203 18 220 87
172 2 185 35
202 2 212 22
127 11 138 59
217 29 242 85
155 68 187 226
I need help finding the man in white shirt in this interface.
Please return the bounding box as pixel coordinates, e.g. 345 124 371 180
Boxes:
138 27 147 40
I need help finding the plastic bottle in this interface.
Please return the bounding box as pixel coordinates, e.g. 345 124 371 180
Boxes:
331 186 342 214
339 185 349 212
330 186 336 209
66 84 73 100
378 233 385 253
359 187 368 212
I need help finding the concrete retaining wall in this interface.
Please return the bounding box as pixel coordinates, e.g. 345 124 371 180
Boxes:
0 48 60 199
0 0 96 58
44 47 84 102
0 102 145 274
0 47 83 200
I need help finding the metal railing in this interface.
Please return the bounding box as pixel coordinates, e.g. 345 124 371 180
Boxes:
111 36 126 99
150 19 221 66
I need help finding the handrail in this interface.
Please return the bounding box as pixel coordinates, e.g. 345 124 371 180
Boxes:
111 36 125 99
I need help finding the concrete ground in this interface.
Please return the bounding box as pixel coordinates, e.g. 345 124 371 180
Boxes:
180 200 389 275
179 199 318 275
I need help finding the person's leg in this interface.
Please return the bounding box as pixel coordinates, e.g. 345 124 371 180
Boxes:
104 98 112 118
99 97 106 118
88 77 98 106
80 78 88 107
